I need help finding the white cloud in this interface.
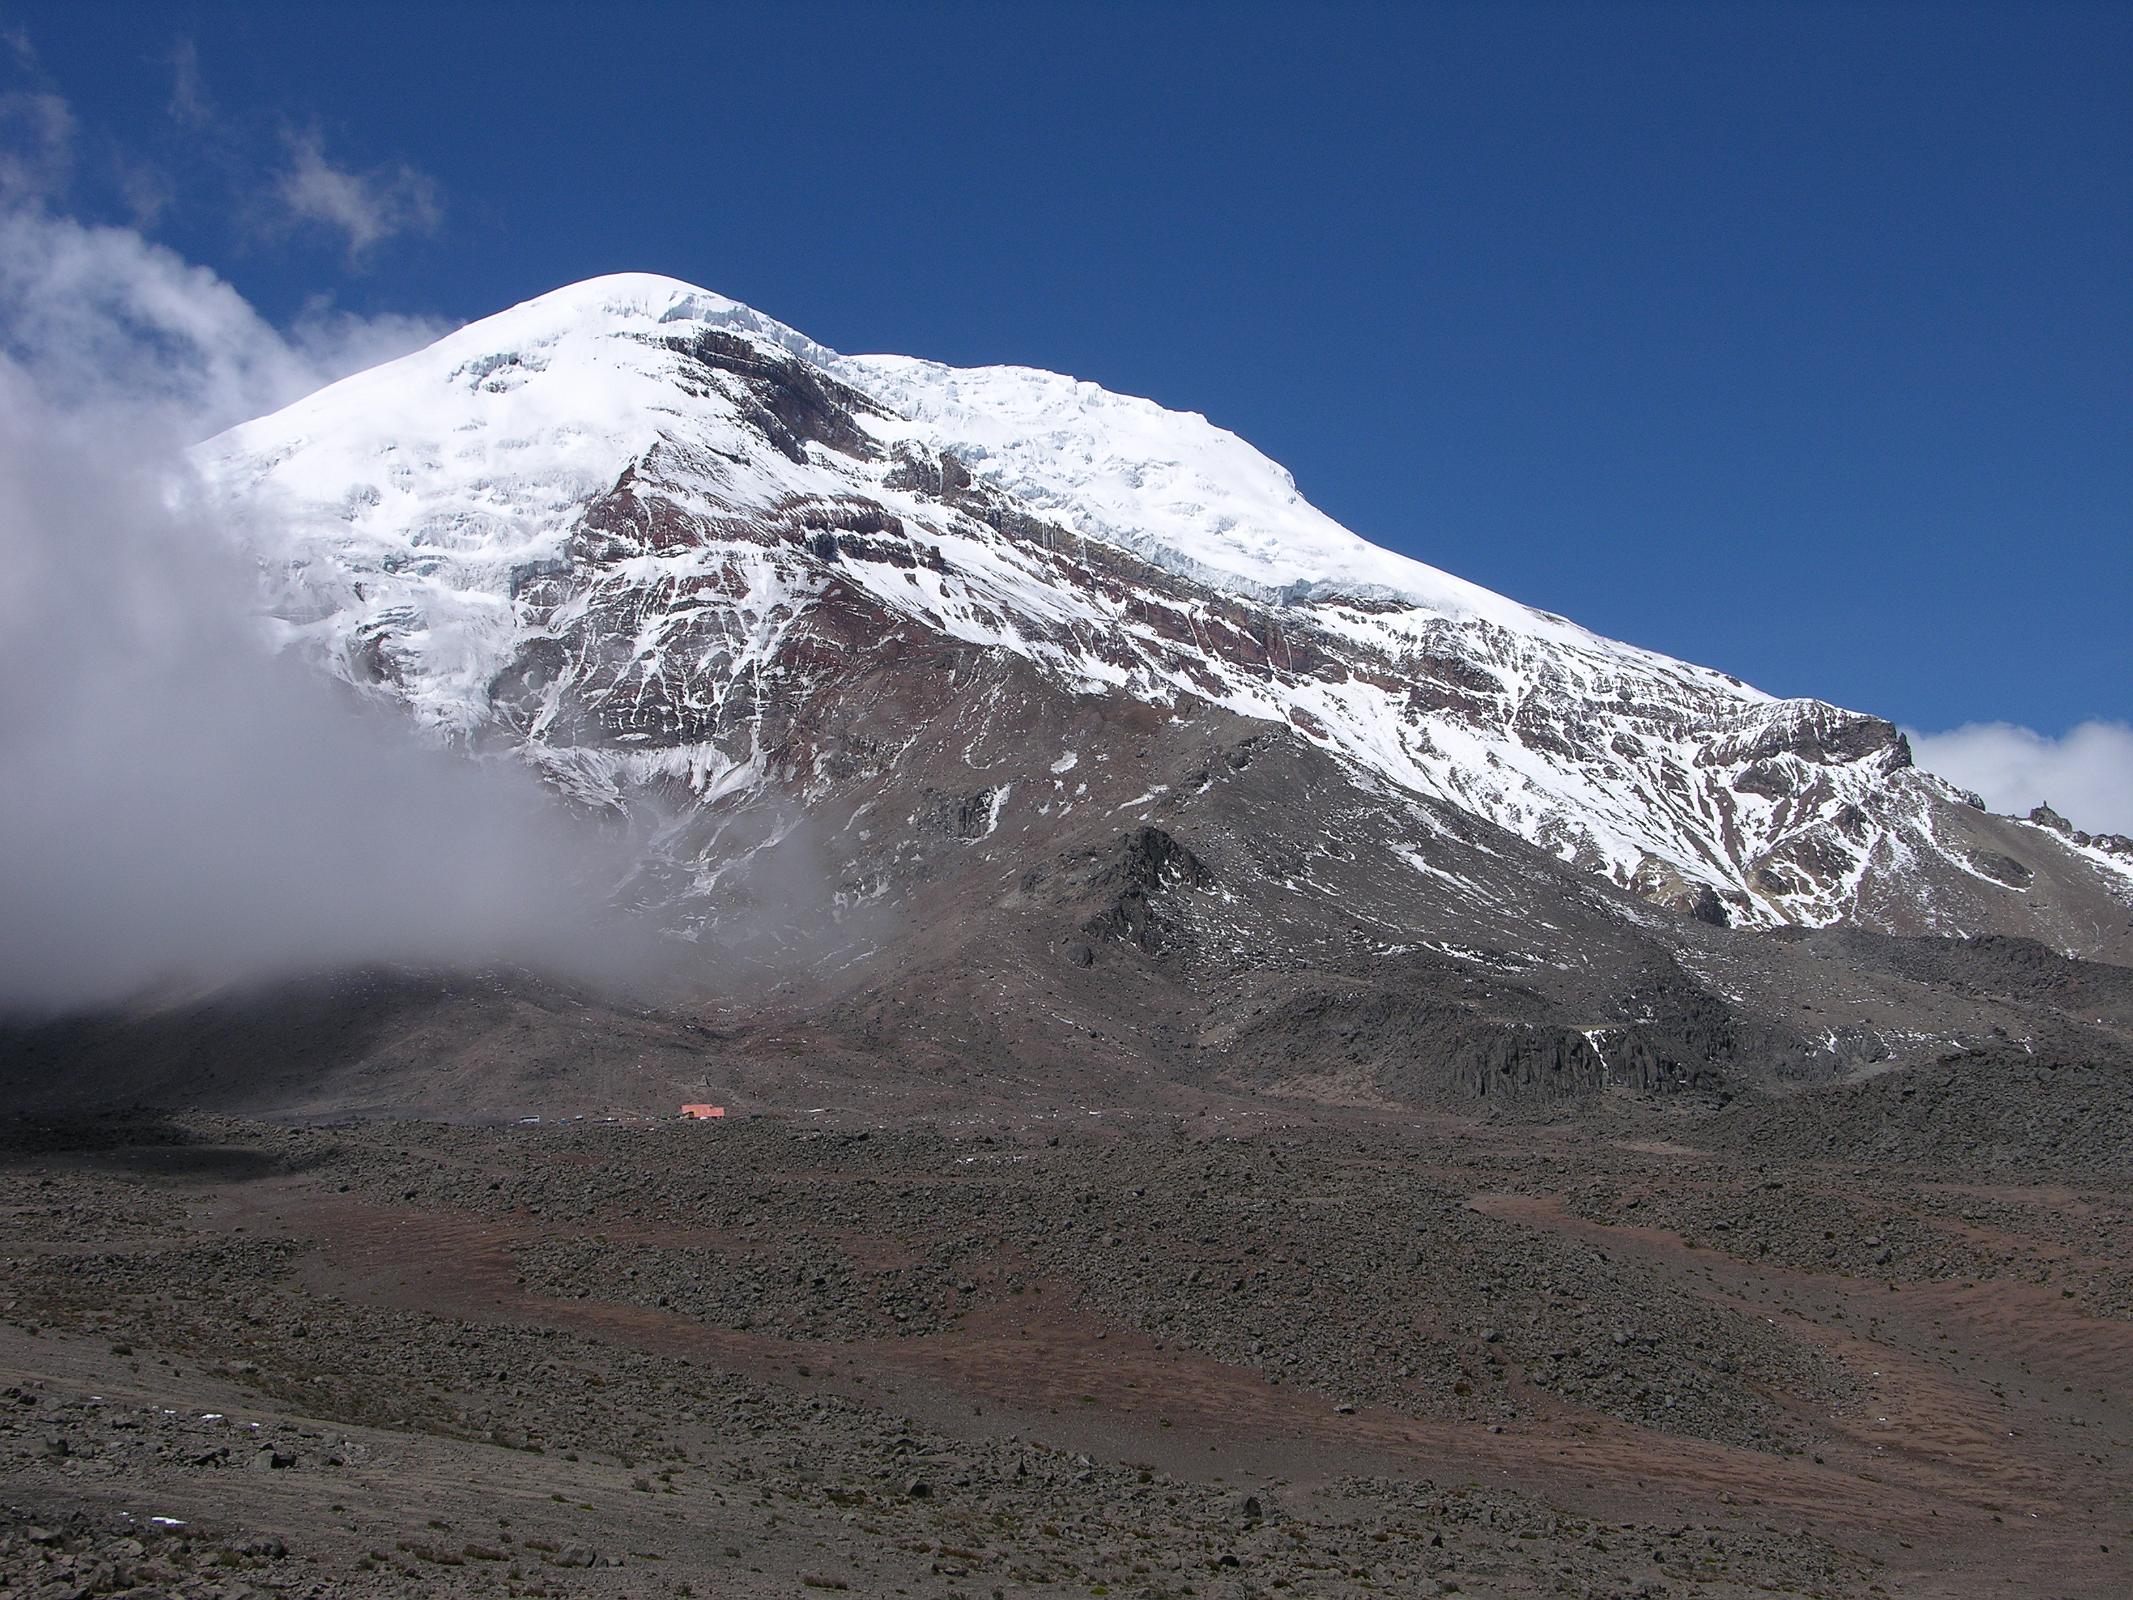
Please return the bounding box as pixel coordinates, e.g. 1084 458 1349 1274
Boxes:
1909 721 2133 837
113 153 175 228
3 38 441 267
168 38 211 127
0 209 655 1010
0 210 443 436
0 89 72 204
275 130 441 263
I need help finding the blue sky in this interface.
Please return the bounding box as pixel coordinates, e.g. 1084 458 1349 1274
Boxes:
5 2 2128 756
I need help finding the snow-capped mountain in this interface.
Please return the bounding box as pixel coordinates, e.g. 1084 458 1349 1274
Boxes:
198 273 2133 956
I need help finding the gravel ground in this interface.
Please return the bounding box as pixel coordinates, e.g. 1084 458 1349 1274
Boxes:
2 1100 2128 1597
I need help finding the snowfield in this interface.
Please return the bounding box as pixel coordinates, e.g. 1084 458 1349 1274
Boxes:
197 274 2133 934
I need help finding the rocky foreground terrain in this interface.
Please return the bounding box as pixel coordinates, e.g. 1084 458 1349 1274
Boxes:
3 1079 2130 1599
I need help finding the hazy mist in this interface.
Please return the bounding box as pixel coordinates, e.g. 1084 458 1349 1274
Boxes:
0 211 654 1011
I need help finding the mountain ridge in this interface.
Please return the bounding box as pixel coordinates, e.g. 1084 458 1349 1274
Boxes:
196 273 2133 959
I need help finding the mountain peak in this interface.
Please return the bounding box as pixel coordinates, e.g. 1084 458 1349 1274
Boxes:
490 272 838 365
195 280 2133 949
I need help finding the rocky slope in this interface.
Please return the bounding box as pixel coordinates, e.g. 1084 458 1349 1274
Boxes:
197 274 2133 950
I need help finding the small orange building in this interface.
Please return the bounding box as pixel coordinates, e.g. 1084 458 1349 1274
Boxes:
680 1103 726 1120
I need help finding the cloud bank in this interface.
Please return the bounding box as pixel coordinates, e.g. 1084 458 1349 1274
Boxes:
1910 721 2133 837
0 210 444 431
0 209 652 1012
